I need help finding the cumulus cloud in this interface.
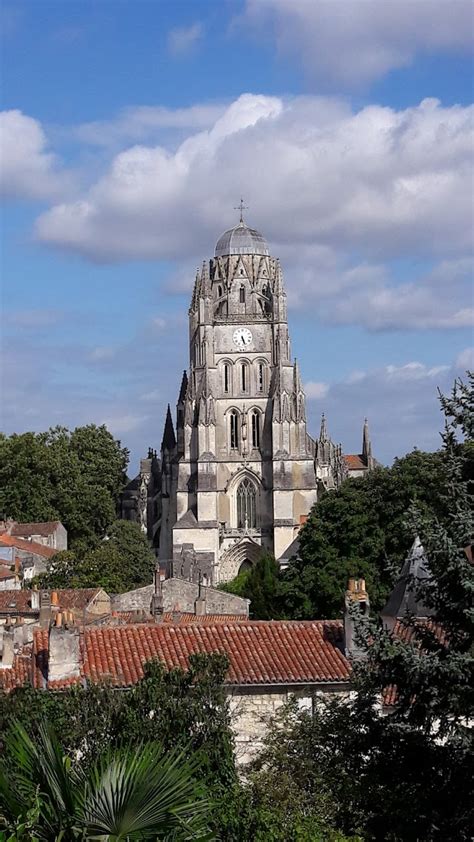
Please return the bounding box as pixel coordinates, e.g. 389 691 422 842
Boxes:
243 0 474 88
0 110 70 200
455 347 474 371
304 381 329 399
306 356 461 462
167 22 204 56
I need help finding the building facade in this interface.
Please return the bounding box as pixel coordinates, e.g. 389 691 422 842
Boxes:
121 216 375 584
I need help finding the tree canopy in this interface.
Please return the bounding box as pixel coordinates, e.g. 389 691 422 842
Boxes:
0 425 129 550
38 520 155 593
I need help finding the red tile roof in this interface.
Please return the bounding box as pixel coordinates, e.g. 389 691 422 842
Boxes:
11 521 62 538
113 612 248 625
30 621 350 691
0 588 105 615
0 648 33 691
0 567 17 581
0 534 56 559
383 619 446 707
344 454 367 471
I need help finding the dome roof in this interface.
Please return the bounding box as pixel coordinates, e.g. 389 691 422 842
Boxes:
215 221 269 258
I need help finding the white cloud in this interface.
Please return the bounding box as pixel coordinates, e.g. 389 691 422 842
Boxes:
0 110 70 200
304 381 329 399
455 347 474 371
17 92 471 331
243 0 474 88
74 103 227 147
167 22 203 56
87 346 116 362
100 413 149 434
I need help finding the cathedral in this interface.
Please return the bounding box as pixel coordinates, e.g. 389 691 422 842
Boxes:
120 212 375 584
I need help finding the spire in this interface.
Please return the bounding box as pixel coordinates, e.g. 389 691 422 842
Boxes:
178 370 188 404
161 404 176 452
201 260 211 297
362 417 372 464
293 358 302 392
319 413 328 442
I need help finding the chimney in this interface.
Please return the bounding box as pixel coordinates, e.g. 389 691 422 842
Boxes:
51 590 59 607
0 626 15 669
150 564 164 618
48 618 80 684
194 573 206 617
344 578 370 660
31 586 40 611
39 591 52 627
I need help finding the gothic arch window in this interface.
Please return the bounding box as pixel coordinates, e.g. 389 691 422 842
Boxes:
251 410 261 449
218 284 223 298
236 478 257 529
256 361 266 393
241 362 249 393
239 285 245 303
223 363 230 394
229 410 239 450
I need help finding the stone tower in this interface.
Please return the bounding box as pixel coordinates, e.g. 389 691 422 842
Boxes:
157 215 319 584
120 214 377 584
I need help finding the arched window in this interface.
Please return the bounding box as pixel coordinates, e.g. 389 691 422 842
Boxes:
257 362 265 392
218 284 223 297
223 363 230 394
237 478 257 529
251 411 261 449
230 410 239 450
241 362 249 393
239 285 245 303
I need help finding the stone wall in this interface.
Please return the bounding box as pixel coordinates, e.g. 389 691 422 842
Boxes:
228 684 348 765
112 576 250 616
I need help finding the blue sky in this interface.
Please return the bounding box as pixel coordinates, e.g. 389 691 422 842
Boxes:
1 0 473 472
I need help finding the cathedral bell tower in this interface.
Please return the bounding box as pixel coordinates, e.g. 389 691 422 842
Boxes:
159 206 318 584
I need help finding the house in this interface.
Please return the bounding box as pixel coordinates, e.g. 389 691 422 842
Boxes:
0 520 67 551
0 534 57 581
381 536 434 632
0 616 351 763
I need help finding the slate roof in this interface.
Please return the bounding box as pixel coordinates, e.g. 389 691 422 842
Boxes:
28 620 350 691
0 534 56 559
215 221 269 258
381 537 434 621
11 521 62 538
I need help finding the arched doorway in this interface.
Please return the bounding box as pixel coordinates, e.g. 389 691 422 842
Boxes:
238 559 253 575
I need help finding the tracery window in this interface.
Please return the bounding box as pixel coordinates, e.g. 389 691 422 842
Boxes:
230 410 239 450
237 478 257 529
257 362 265 392
251 411 261 449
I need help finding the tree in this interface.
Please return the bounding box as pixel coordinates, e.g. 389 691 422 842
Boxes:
220 553 281 619
279 448 450 619
249 374 474 841
0 426 129 549
39 520 155 592
0 721 212 841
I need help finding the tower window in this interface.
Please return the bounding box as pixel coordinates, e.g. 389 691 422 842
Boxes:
241 363 248 392
239 285 245 303
251 411 261 449
257 362 265 392
223 363 230 394
230 411 239 450
237 478 257 529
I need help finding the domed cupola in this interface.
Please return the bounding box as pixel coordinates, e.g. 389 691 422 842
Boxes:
215 220 269 258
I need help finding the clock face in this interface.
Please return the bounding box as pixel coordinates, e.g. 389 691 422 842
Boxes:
233 328 252 349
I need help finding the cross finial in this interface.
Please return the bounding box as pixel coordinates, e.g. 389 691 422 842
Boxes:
234 197 248 223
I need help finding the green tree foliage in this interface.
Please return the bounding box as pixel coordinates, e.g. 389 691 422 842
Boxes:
0 721 213 841
38 520 155 593
249 375 474 841
220 553 281 619
0 426 129 549
279 448 450 618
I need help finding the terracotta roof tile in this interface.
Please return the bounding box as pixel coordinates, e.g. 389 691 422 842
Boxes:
0 588 105 616
113 611 247 625
0 648 33 691
344 454 367 471
11 522 62 538
0 534 56 559
27 621 350 691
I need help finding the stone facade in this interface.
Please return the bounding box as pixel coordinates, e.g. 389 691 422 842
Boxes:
112 576 249 616
121 216 376 584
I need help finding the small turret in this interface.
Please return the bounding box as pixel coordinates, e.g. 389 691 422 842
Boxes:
161 405 176 453
362 418 373 468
